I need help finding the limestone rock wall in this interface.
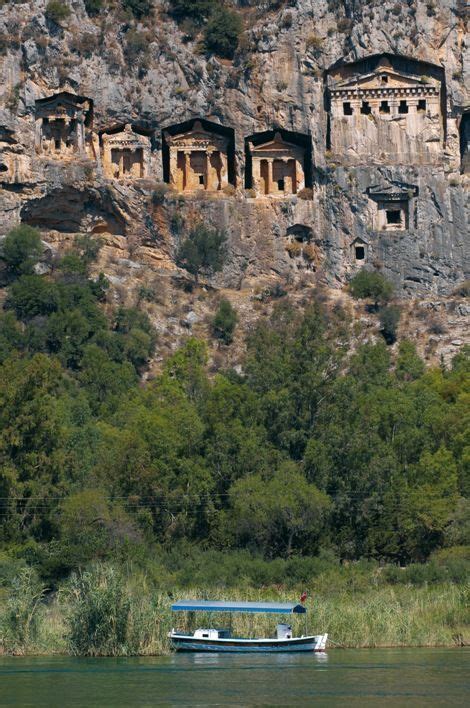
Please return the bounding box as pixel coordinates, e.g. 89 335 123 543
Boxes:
0 0 468 296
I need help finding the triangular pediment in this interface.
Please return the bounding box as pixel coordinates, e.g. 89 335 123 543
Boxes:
250 132 305 156
165 121 228 149
103 124 149 147
367 182 418 200
333 67 436 91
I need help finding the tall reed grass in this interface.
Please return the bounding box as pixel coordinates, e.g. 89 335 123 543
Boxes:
1 563 468 655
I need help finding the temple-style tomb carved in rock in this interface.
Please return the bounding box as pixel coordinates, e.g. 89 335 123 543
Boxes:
101 124 151 180
162 119 235 192
35 92 93 159
366 183 419 232
245 131 309 196
351 237 369 263
326 55 444 166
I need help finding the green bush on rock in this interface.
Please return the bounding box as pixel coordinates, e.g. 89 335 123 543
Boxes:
203 6 242 59
212 298 238 344
1 224 42 276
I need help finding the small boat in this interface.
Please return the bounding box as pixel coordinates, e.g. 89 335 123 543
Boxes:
168 599 328 653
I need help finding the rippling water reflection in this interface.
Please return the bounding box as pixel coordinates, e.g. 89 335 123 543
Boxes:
0 648 468 706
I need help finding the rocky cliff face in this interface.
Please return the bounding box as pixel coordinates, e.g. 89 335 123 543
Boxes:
0 0 468 353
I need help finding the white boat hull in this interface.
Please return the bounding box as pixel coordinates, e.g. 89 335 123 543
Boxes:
169 632 328 653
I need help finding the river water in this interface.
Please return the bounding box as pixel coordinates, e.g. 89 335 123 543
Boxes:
0 649 468 706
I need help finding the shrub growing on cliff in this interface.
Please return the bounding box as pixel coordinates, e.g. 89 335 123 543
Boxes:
379 304 401 345
203 6 242 59
213 298 238 344
1 225 42 276
45 1 71 24
176 223 226 284
169 0 216 24
122 0 152 19
349 270 394 308
84 0 104 15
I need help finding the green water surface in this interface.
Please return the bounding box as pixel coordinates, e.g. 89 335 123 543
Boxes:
0 648 468 706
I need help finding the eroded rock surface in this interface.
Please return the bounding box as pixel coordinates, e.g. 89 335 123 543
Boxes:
0 0 468 299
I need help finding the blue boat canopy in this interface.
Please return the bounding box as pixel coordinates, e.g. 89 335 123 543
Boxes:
171 600 307 614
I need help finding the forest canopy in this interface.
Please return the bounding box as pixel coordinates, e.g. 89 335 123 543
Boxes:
0 226 468 586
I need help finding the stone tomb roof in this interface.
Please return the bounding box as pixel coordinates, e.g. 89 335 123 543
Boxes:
248 132 305 159
366 183 419 201
102 124 150 149
35 91 93 123
164 121 228 151
330 67 439 99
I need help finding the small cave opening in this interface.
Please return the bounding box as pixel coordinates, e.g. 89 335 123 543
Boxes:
355 245 365 260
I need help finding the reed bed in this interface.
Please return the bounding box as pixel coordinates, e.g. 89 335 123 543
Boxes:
1 568 468 656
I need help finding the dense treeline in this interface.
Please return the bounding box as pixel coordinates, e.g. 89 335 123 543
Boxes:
0 226 468 589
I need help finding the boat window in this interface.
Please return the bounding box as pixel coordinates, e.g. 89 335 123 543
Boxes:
202 633 209 638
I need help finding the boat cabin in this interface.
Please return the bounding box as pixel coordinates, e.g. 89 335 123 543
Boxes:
193 628 231 640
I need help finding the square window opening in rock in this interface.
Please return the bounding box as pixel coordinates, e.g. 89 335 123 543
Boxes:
386 209 402 225
277 179 285 191
343 102 353 116
360 101 371 115
355 246 365 260
379 100 390 114
198 174 205 185
399 100 409 114
417 99 426 112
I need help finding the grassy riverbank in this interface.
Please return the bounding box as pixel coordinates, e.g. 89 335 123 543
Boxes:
1 556 468 656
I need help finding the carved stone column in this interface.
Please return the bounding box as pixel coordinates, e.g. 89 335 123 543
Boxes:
77 112 85 153
205 149 212 190
169 148 178 188
34 118 42 154
252 157 260 196
291 158 297 194
266 158 273 195
184 151 191 191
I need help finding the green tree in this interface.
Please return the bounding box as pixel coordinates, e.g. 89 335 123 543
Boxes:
55 489 140 573
212 298 238 344
6 275 59 320
349 270 394 308
203 6 242 59
176 224 227 285
395 340 425 381
229 464 331 557
1 225 42 276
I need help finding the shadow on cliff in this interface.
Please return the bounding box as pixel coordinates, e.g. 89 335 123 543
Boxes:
20 186 127 235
